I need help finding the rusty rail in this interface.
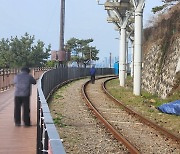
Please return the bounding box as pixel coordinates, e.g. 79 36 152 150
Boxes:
103 77 180 144
81 76 140 154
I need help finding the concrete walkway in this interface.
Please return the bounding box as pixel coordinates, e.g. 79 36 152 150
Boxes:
0 85 37 154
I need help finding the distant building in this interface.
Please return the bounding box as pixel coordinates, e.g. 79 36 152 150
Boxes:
51 50 67 61
51 50 58 61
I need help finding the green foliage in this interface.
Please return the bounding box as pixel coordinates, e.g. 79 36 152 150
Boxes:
107 78 179 108
152 0 179 14
45 60 58 67
0 38 11 68
65 37 99 67
53 113 66 127
152 5 167 14
0 33 51 68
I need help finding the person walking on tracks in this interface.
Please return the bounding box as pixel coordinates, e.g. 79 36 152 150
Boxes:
90 65 96 84
14 67 36 126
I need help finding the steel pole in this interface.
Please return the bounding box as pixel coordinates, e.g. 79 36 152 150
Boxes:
133 11 143 95
119 28 126 87
130 41 134 77
110 52 112 68
126 38 128 78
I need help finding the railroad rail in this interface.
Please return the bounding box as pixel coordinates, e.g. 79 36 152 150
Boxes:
82 76 139 154
81 76 180 154
103 77 180 144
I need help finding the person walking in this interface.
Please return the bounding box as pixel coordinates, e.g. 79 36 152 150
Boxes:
90 65 96 84
14 67 36 127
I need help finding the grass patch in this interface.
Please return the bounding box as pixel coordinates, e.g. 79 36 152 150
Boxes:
53 113 67 127
107 77 179 108
106 77 180 137
53 93 63 99
51 84 70 100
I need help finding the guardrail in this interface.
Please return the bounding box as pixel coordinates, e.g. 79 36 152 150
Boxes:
37 67 114 154
0 67 52 91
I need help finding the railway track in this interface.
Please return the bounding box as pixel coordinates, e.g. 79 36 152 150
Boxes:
82 76 180 154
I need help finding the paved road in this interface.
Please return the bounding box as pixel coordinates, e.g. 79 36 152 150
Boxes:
0 85 37 154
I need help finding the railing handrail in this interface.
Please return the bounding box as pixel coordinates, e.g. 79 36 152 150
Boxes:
37 72 66 154
37 67 114 153
0 67 52 91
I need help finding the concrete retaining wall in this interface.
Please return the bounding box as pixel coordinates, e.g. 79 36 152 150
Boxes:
142 37 180 98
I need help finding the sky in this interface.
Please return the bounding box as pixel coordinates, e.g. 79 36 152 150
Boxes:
0 0 163 64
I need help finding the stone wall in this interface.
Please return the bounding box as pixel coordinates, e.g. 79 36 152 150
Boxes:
142 37 180 98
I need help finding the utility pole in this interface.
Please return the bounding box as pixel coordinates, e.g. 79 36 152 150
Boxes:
133 0 145 96
59 0 65 66
90 48 92 67
119 26 127 87
110 52 112 68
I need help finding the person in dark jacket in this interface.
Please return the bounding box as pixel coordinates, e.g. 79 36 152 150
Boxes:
14 67 36 126
90 65 96 84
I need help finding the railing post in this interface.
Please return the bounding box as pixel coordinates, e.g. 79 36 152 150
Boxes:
44 129 48 154
37 93 41 154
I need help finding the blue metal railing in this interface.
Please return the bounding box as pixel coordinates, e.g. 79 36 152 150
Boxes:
37 67 114 153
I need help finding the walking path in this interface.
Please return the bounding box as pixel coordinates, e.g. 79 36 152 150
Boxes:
0 85 37 154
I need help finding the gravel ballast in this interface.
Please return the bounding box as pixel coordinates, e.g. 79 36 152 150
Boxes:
49 78 128 154
49 78 180 153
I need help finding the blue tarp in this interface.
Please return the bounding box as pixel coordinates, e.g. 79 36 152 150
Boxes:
114 62 119 75
158 100 180 116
